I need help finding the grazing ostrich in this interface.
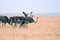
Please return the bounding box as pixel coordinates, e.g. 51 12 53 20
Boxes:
22 12 38 24
9 12 39 27
9 16 25 26
0 16 9 27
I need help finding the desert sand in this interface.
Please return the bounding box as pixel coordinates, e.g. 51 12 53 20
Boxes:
0 14 60 40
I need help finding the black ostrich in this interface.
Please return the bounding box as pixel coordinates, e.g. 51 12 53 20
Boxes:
20 12 38 26
9 12 38 27
0 16 9 27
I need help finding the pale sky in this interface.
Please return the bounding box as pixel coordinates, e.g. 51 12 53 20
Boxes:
0 0 60 14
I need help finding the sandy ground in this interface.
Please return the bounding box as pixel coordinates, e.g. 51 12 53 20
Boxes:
0 14 60 40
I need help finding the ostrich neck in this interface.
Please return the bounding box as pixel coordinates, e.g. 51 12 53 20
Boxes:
35 18 38 23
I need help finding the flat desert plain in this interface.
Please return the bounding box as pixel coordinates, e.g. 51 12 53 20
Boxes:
0 14 60 40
